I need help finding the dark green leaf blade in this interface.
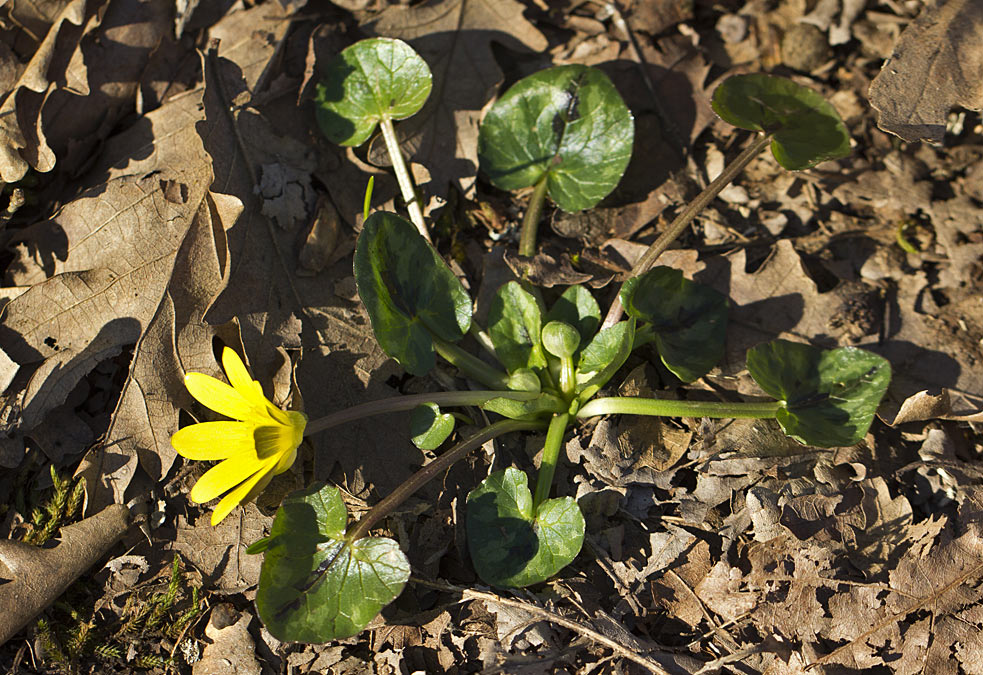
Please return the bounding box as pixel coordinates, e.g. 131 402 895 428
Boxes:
575 319 635 401
621 267 729 382
354 212 472 375
410 403 455 450
467 468 584 587
478 65 634 211
711 73 850 170
315 37 432 147
256 484 410 642
746 340 891 447
488 281 547 372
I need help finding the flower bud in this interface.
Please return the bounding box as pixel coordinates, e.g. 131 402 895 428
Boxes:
541 321 580 359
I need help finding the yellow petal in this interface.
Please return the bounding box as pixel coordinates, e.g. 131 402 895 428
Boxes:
185 372 265 422
221 347 269 410
210 467 276 526
190 452 275 504
171 422 253 460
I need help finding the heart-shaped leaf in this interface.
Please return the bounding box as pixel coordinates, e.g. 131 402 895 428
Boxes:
315 37 432 147
354 212 471 375
746 340 891 447
410 403 455 450
488 281 547 372
255 484 410 642
711 73 850 170
621 267 728 382
478 65 634 212
545 285 601 356
467 468 584 587
575 319 635 401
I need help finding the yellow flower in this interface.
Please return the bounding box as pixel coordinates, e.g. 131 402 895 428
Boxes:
171 347 307 525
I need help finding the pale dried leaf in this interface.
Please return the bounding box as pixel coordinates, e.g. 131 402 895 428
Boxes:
868 0 983 143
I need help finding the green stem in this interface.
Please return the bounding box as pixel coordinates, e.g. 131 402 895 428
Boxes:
347 418 546 541
303 390 538 436
533 412 570 509
433 338 511 390
379 115 429 241
558 355 575 397
518 173 551 257
577 397 782 420
601 133 773 329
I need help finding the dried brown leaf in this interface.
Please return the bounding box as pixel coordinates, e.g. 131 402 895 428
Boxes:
0 504 131 645
868 0 983 143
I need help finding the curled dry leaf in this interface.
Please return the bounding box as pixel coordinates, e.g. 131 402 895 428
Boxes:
0 504 131 646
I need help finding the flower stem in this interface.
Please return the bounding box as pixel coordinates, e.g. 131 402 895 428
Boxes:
347 418 546 542
304 390 537 436
378 115 429 242
433 338 511 390
518 173 551 257
576 397 782 420
532 412 570 509
601 133 773 329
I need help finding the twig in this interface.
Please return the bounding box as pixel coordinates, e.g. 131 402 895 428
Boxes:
409 577 676 675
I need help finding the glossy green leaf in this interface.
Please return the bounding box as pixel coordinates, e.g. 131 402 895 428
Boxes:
478 65 634 212
545 285 601 353
575 319 635 401
467 468 584 587
746 340 891 447
410 403 455 450
488 281 547 372
256 484 410 642
711 74 850 170
483 393 566 421
354 212 471 376
621 267 729 382
315 38 432 147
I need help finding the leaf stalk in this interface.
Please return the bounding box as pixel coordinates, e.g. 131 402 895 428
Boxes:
347 418 546 541
518 173 551 257
602 132 773 329
532 412 570 509
378 116 429 241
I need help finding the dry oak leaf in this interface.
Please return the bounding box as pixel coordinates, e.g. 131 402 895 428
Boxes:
868 0 983 143
363 0 548 203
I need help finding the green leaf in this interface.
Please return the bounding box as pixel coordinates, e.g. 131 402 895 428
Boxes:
410 403 455 450
575 319 635 401
545 285 601 353
746 340 891 447
478 65 634 212
354 212 471 375
488 281 547 372
467 468 584 587
507 368 541 393
483 393 566 421
314 37 432 147
256 484 410 642
711 73 850 170
621 267 729 382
